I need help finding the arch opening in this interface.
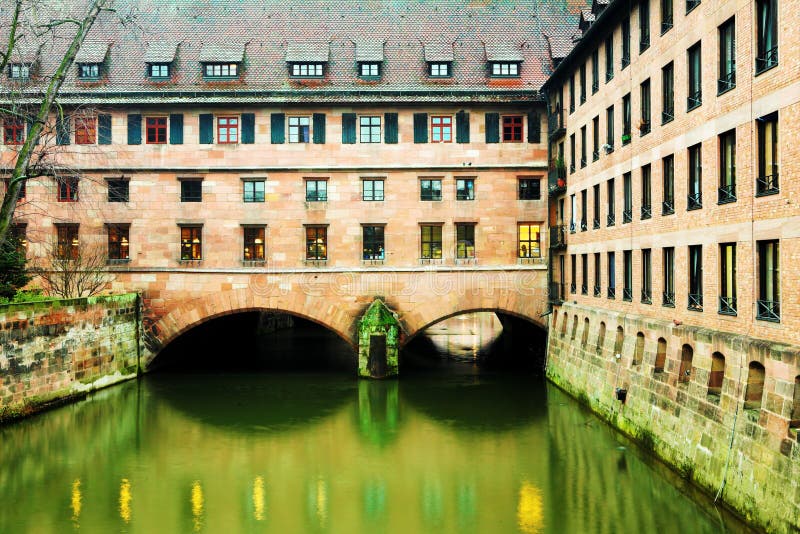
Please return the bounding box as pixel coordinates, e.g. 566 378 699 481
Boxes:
744 362 766 411
679 344 694 383
790 376 800 430
149 311 356 374
654 338 667 374
708 352 725 401
633 332 645 366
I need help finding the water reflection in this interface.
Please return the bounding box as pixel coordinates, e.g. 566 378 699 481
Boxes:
0 372 753 533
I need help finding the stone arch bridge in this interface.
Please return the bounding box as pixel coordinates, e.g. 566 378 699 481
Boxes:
115 267 548 377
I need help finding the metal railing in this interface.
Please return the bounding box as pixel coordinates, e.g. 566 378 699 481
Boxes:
688 293 703 311
641 289 652 304
607 213 615 227
623 288 632 302
662 199 675 215
756 46 778 74
756 299 780 322
662 291 675 307
718 69 736 94
607 287 615 299
549 225 567 249
641 205 652 219
756 174 779 196
622 209 632 223
687 90 702 111
718 184 736 204
718 296 737 316
687 192 702 210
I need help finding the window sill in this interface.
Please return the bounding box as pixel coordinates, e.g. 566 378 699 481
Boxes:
755 188 779 198
687 101 702 113
107 259 131 265
242 260 266 267
455 258 478 266
755 61 778 77
362 259 385 266
304 259 328 267
518 257 544 266
419 258 444 265
717 84 736 96
202 76 241 81
178 259 203 265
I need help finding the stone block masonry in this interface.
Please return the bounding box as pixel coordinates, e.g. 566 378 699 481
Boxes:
0 293 141 422
547 302 800 533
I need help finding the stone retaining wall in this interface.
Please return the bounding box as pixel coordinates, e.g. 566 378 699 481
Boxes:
546 302 800 533
0 293 140 422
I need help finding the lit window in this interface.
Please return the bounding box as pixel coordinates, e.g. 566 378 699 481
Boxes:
456 178 474 200
107 224 130 261
148 63 170 78
518 224 540 258
306 226 327 260
456 223 475 259
3 119 24 145
56 224 79 260
291 63 323 77
359 63 380 77
420 179 442 201
8 63 30 79
490 62 520 76
420 225 442 259
359 116 381 143
146 117 167 144
58 177 79 202
217 116 238 144
180 226 202 261
429 63 450 77
203 63 238 77
243 227 266 261
362 179 384 201
78 63 100 79
502 116 523 142
288 116 310 143
756 112 778 196
75 117 96 145
243 180 265 203
431 116 452 143
305 179 327 202
362 226 385 260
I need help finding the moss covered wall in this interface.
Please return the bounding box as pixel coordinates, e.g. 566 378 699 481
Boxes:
0 293 141 422
546 302 800 533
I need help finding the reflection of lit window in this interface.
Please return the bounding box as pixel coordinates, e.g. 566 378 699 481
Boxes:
518 224 540 258
243 227 265 261
306 226 327 260
362 225 384 260
107 224 130 261
420 225 442 259
180 226 202 260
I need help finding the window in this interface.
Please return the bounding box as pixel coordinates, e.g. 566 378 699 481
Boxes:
217 116 238 144
456 178 474 200
662 62 674 123
755 0 778 73
687 0 700 12
641 165 652 219
593 184 600 228
420 179 442 201
362 179 384 201
570 193 576 232
291 63 323 77
204 63 238 77
180 180 202 202
287 116 310 143
429 63 450 77
662 155 675 214
306 226 327 260
58 177 79 202
607 251 616 298
431 116 452 143
679 345 693 383
305 179 328 202
621 17 631 68
107 179 129 202
688 143 702 210
8 63 30 79
78 63 101 79
56 224 79 260
243 227 266 261
490 62 520 77
107 224 130 262
243 180 265 203
607 178 615 226
420 225 442 259
579 63 586 104
569 75 576 113
570 134 576 173
180 226 202 261
687 43 702 111
718 18 736 93
688 244 703 311
581 254 588 294
592 116 599 161
146 117 167 144
580 126 587 167
640 0 650 52
4 119 23 145
663 247 675 306
518 224 540 258
605 35 614 82
10 223 26 252
502 116 523 142
594 253 601 296
353 116 382 144
605 105 614 152
719 243 737 315
591 50 599 93
571 254 577 293
518 178 541 200
640 79 651 135
623 250 632 301
756 240 780 322
622 93 631 144
359 62 381 77
642 249 652 303
4 178 25 200
362 226 385 260
148 63 169 78
719 130 736 203
456 224 476 259
756 112 779 195
580 189 587 231
661 0 673 32
75 116 96 145
620 173 630 223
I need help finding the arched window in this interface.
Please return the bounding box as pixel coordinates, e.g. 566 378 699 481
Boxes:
744 362 766 410
561 312 568 336
708 352 725 399
551 312 558 333
633 332 645 365
613 326 624 356
791 376 800 430
581 317 590 346
654 338 667 373
597 322 606 354
679 344 693 383
571 315 578 340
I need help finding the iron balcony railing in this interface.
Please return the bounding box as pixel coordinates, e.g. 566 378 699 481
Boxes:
592 81 599 94
549 225 567 250
607 287 616 299
594 285 601 297
580 219 588 232
623 288 633 302
718 184 736 204
641 204 652 220
639 120 651 136
718 296 737 316
687 192 702 210
662 291 675 307
688 293 703 311
661 19 673 34
756 174 779 196
756 46 778 74
687 90 702 111
622 209 632 223
662 107 674 124
581 284 588 295
641 289 652 304
607 214 615 227
718 69 736 94
686 0 700 12
569 221 576 234
662 199 675 215
570 282 577 294
593 217 600 229
548 282 565 304
756 299 780 322
592 149 599 161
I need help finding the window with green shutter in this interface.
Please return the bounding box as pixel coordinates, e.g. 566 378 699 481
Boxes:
56 115 70 145
169 114 183 144
313 113 326 144
384 113 398 144
241 113 255 144
485 113 500 143
98 114 112 145
270 113 285 144
199 114 213 144
527 111 540 143
413 113 428 143
127 114 141 145
456 111 470 143
342 113 357 144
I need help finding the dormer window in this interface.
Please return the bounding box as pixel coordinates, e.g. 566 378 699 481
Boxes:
203 63 238 78
359 62 380 77
148 63 170 78
429 62 451 77
490 62 520 77
8 63 30 79
78 63 101 79
291 63 323 77
199 43 245 80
